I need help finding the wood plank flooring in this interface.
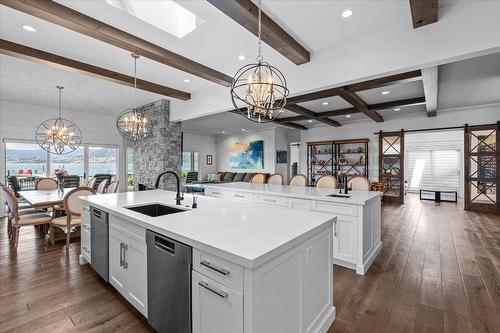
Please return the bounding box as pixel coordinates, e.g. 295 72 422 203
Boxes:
1 194 500 332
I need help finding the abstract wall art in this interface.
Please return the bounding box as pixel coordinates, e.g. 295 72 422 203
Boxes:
229 140 264 169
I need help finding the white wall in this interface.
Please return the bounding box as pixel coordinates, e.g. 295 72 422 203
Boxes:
275 128 289 181
182 132 216 180
300 105 500 181
0 100 125 216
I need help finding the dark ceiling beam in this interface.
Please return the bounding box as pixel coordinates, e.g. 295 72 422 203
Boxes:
368 96 426 111
0 0 233 86
409 0 438 28
283 69 422 106
284 88 341 105
344 70 422 92
228 109 307 130
421 66 438 117
279 97 426 121
337 88 384 122
285 104 341 127
0 39 191 100
207 0 310 65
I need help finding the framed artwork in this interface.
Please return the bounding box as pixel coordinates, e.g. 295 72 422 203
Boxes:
206 154 213 165
276 150 288 164
229 140 264 169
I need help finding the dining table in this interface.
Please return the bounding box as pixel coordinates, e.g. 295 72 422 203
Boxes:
19 188 76 243
19 188 76 209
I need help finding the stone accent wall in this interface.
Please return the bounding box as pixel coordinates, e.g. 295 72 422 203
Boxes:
133 99 182 191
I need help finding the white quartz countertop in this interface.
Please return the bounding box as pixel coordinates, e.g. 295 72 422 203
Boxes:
204 182 381 205
80 190 334 269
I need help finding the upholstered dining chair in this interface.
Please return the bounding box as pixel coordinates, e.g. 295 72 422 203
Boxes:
96 179 109 194
289 174 308 186
267 173 283 185
348 176 371 191
315 175 337 189
49 187 95 250
86 178 97 190
106 181 119 194
250 173 266 183
2 184 52 249
36 178 58 190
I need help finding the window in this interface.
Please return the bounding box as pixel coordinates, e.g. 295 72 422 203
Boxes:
3 141 120 186
50 147 84 184
182 151 199 180
5 142 47 177
127 147 135 190
89 146 119 180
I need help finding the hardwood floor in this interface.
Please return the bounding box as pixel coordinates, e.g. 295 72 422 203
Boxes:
1 194 499 333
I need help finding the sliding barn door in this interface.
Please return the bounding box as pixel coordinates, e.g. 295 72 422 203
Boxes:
464 123 499 212
379 130 405 204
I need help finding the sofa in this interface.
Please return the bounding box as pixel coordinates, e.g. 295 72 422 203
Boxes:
212 171 270 183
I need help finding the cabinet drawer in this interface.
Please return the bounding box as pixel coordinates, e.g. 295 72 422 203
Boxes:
81 208 90 227
192 271 243 333
81 224 91 251
312 201 357 217
227 191 254 201
288 198 312 211
255 194 288 207
193 249 243 293
109 215 145 243
205 188 229 198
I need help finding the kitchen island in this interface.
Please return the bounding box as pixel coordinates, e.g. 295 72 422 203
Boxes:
204 182 382 275
80 190 335 333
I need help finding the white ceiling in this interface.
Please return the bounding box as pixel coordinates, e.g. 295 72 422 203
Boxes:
1 0 500 127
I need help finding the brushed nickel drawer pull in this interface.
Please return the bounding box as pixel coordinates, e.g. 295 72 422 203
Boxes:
199 281 228 298
200 260 230 276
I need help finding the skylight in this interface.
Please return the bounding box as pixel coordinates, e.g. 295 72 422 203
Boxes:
106 0 204 38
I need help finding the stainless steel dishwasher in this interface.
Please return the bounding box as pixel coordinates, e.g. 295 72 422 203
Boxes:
90 207 109 282
146 230 192 333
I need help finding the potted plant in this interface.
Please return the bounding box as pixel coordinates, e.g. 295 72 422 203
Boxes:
54 168 68 194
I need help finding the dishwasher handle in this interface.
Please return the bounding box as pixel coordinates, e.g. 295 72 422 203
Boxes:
154 235 175 255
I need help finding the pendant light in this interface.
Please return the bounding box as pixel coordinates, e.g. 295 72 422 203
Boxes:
116 54 152 141
230 0 289 123
36 86 82 155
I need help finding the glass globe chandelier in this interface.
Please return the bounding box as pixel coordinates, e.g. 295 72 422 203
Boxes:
230 0 289 123
36 86 82 155
116 54 152 141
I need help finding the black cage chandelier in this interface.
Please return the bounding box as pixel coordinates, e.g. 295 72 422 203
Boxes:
230 0 289 123
116 54 152 142
36 86 82 155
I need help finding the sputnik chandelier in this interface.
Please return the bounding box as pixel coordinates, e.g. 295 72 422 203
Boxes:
36 86 82 155
116 53 152 141
230 0 289 123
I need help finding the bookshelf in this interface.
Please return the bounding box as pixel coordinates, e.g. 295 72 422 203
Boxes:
307 139 369 186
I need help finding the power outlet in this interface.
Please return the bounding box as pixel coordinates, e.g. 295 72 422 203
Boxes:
306 246 313 266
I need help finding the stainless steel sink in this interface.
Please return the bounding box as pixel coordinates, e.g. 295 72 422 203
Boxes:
327 194 351 198
125 204 187 217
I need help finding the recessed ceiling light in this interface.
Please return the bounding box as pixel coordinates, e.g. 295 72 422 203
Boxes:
184 79 190 83
22 25 37 32
221 131 226 134
394 108 401 111
241 128 246 131
322 102 329 105
381 91 390 95
346 115 352 118
342 9 353 18
238 55 246 61
308 120 313 123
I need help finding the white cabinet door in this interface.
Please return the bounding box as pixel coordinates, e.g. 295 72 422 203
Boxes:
109 225 128 294
126 237 148 317
192 271 243 333
333 215 357 264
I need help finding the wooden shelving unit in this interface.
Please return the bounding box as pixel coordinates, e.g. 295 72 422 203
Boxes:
378 131 405 204
307 139 369 186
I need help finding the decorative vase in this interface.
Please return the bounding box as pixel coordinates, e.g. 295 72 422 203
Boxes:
57 178 64 194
